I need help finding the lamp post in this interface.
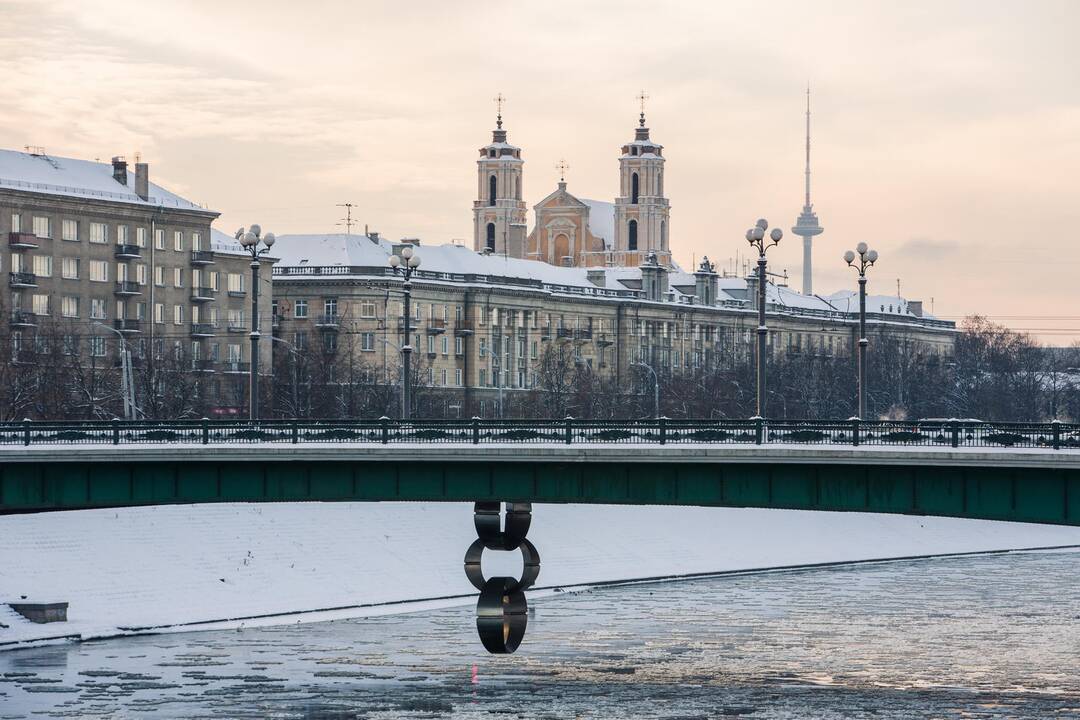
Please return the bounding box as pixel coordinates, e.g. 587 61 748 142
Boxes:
388 245 422 420
94 321 137 420
235 225 276 420
632 361 660 419
844 242 878 420
745 218 782 418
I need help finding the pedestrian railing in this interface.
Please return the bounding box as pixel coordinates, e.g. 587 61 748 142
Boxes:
0 418 1077 450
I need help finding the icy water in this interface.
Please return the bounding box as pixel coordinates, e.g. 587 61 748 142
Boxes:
1 550 1078 719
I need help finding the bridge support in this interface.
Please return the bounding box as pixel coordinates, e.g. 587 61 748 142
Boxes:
464 502 540 653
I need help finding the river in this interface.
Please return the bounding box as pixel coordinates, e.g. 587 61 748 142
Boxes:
1 548 1078 718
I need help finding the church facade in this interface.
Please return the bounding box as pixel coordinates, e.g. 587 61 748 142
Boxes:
472 108 673 269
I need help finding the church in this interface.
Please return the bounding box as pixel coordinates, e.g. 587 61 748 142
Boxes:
471 102 673 269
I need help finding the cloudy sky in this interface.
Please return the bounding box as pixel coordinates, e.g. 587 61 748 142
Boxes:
1 0 1078 340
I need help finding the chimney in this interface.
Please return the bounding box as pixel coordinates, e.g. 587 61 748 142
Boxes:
134 162 149 200
587 269 606 287
908 300 923 318
693 255 718 306
638 250 668 302
111 156 128 186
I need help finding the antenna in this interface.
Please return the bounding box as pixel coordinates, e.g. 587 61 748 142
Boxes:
636 89 649 127
494 92 506 129
336 202 357 236
555 159 569 183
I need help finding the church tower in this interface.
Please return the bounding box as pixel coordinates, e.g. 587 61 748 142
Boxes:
473 95 527 256
613 92 672 267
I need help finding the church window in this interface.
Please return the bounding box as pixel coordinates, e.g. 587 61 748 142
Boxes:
661 221 667 249
488 175 497 206
514 176 520 200
628 219 638 251
631 147 638 156
631 173 639 204
658 171 663 196
486 223 496 251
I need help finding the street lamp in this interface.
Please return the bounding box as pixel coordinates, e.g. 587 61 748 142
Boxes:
94 321 137 420
745 218 783 418
388 245 422 420
632 361 659 419
235 224 276 420
844 242 878 420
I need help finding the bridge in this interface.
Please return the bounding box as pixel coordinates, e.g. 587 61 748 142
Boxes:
2 418 1078 526
4 417 1078 652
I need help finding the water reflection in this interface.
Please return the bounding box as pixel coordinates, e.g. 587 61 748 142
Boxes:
0 549 1077 718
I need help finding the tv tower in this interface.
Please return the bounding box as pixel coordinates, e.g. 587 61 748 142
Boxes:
791 86 824 296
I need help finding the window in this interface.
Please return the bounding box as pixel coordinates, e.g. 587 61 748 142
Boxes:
154 266 164 286
32 294 49 316
32 255 51 278
62 219 78 241
628 219 638 251
173 231 183 251
488 175 497 206
486 223 495 251
324 333 337 352
455 368 463 386
228 273 244 293
479 368 487 387
210 271 220 291
33 216 50 238
136 263 147 285
135 302 146 320
427 335 435 354
441 336 449 355
62 335 76 355
154 303 165 324
192 232 202 251
361 332 375 351
360 301 376 318
116 262 129 282
90 298 106 320
228 309 244 329
174 305 184 325
61 257 79 279
227 344 242 363
89 260 109 282
173 268 183 288
89 222 108 244
155 229 165 250
324 298 338 317
631 172 639 204
117 225 129 245
61 296 79 318
295 299 308 318
90 337 106 357
294 332 308 351
136 227 147 248
455 336 463 355
11 213 20 232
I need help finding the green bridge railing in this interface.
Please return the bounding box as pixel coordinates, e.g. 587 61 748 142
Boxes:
1 418 1078 450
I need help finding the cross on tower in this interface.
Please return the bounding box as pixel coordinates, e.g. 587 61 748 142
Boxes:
494 92 506 129
636 89 649 127
556 159 569 183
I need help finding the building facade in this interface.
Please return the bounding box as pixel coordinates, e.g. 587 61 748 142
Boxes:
0 149 274 414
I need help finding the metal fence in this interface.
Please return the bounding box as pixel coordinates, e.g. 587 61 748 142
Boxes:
0 418 1077 450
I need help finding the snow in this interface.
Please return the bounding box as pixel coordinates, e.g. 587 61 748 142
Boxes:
580 198 615 248
0 148 209 212
0 502 1077 649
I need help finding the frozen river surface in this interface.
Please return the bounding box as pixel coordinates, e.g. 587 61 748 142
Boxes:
2 549 1078 719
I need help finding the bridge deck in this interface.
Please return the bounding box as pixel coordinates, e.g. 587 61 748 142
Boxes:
1 443 1077 526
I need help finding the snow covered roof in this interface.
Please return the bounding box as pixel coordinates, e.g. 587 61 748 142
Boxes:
580 198 615 248
0 148 213 213
826 290 938 319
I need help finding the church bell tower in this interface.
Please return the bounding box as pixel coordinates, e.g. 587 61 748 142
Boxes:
613 91 672 267
473 94 527 256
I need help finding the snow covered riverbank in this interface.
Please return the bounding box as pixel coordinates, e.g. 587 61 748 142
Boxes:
2 502 1079 649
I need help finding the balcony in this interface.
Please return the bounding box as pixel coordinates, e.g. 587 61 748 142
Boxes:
191 287 215 302
8 232 38 250
315 314 340 330
113 318 142 334
227 289 246 298
425 318 446 335
114 244 141 260
222 361 250 374
227 322 247 333
190 250 216 266
192 359 217 373
9 272 37 288
114 281 141 296
190 323 217 338
10 310 37 328
454 320 475 336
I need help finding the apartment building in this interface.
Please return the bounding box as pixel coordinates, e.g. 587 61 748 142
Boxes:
0 149 273 408
270 233 954 417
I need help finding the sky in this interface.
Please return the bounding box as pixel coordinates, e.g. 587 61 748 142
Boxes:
1 0 1078 341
